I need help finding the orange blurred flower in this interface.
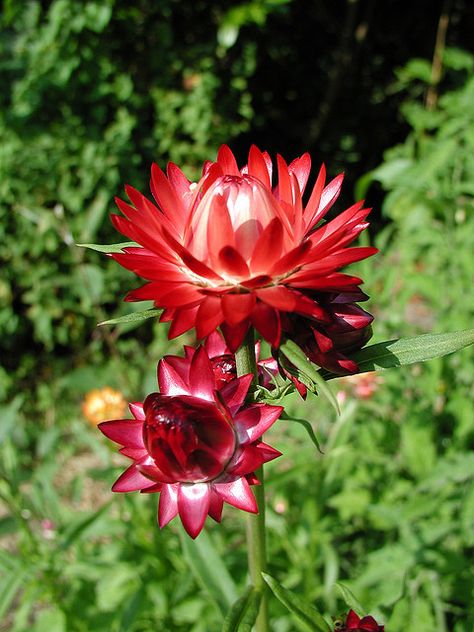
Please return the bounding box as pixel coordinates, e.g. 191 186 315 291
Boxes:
82 387 127 425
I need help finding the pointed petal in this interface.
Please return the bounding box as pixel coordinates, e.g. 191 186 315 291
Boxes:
218 246 250 278
168 305 199 339
217 145 240 175
98 419 144 448
158 483 179 527
195 296 225 339
251 302 281 347
230 442 281 476
213 478 257 513
220 320 250 353
288 152 311 194
208 490 224 522
248 145 271 189
250 217 283 274
178 483 211 538
204 330 228 358
188 346 216 401
221 293 256 326
346 610 361 628
220 374 253 414
112 464 156 492
158 358 192 396
234 404 283 444
129 402 145 420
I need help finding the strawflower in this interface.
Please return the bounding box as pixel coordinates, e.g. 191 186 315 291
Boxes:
82 386 127 425
335 609 384 631
110 145 377 352
99 346 282 538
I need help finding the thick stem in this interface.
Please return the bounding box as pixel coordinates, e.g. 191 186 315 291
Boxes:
235 329 269 632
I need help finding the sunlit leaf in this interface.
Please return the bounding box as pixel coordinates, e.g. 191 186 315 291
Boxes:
180 529 238 615
323 329 474 380
335 583 365 615
77 242 138 253
262 573 332 632
98 309 162 327
222 586 261 632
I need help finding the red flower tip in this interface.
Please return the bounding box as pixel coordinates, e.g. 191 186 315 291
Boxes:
337 609 384 632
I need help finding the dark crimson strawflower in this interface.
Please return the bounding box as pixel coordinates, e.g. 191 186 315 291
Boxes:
336 609 384 631
99 346 282 538
276 288 374 396
110 145 377 351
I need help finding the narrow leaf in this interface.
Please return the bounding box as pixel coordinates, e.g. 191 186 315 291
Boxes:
98 309 162 327
280 413 323 453
180 529 238 615
222 586 261 632
262 573 332 632
335 583 365 615
323 329 474 380
280 339 340 414
77 241 138 253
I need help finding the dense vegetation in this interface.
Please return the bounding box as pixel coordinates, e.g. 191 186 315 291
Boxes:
1 1 473 630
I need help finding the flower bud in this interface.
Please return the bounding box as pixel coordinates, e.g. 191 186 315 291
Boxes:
143 393 236 483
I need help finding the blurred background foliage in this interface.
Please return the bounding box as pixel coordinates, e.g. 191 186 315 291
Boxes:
1 0 473 630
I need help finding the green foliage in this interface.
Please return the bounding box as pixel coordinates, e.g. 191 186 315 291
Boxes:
2 0 474 628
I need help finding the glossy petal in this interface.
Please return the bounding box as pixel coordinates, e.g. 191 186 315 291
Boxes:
178 483 211 538
214 478 258 513
234 404 283 444
98 419 145 448
112 464 156 492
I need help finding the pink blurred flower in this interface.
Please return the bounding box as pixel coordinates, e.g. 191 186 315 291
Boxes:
99 346 282 538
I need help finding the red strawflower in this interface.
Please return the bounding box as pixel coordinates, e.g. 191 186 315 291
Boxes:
338 609 384 631
110 145 377 351
276 288 373 397
99 346 282 538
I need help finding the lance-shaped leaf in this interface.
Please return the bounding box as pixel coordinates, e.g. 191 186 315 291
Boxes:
335 582 366 615
322 328 474 380
262 573 332 632
280 412 323 454
279 339 340 414
180 529 238 616
222 586 262 632
98 309 162 327
77 241 138 253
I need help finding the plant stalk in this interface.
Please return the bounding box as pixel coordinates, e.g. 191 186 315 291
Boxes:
235 329 269 632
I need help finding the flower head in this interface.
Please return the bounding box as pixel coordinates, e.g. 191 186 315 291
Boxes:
111 145 377 351
99 346 282 538
276 288 374 396
336 609 384 631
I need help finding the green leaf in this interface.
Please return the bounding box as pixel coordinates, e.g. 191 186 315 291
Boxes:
262 573 332 632
98 308 162 327
0 567 28 621
180 529 238 615
335 583 365 615
330 329 474 378
59 502 111 550
279 339 340 414
222 586 261 632
280 413 323 453
77 241 138 253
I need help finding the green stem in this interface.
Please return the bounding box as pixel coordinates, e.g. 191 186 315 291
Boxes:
235 329 269 632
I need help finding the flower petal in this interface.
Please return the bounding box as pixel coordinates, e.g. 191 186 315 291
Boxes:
188 346 216 401
220 374 253 414
234 404 283 444
213 478 257 513
220 320 250 353
221 293 256 326
158 483 179 527
178 483 211 538
158 359 192 396
112 464 156 492
98 419 144 448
